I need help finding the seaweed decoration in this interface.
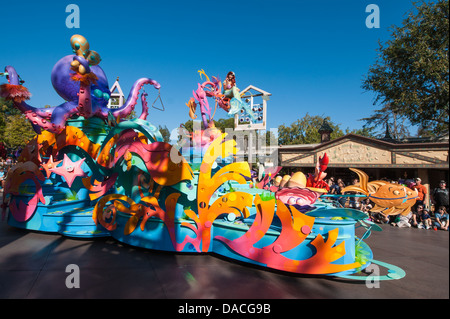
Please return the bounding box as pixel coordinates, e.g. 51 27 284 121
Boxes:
181 133 253 252
216 196 361 274
117 193 180 238
92 192 180 241
93 194 135 231
35 122 193 187
82 173 119 201
36 126 102 161
108 128 193 186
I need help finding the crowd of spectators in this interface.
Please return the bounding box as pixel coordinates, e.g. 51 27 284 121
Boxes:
325 176 449 231
0 156 17 192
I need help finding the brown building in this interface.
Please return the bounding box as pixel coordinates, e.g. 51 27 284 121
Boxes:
278 132 449 207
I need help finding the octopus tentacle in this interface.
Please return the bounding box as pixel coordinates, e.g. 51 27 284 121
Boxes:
76 80 93 118
21 100 78 134
110 78 161 120
14 99 53 120
2 66 80 134
139 91 149 120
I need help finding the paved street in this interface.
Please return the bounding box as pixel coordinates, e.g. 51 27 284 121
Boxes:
0 192 448 299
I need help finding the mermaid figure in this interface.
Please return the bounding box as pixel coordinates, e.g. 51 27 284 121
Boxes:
222 71 254 120
222 72 240 99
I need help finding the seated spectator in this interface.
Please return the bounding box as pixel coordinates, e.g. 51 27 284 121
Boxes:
411 205 424 228
433 206 449 231
411 205 432 229
371 211 389 224
391 211 413 228
421 208 432 229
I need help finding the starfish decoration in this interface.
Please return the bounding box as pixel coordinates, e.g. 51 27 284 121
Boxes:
41 155 63 178
50 154 87 187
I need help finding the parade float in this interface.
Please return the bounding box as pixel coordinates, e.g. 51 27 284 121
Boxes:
0 35 418 280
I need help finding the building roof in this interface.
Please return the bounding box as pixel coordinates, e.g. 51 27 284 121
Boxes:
278 133 448 169
279 133 449 150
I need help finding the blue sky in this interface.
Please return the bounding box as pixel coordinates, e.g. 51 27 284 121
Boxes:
1 0 422 134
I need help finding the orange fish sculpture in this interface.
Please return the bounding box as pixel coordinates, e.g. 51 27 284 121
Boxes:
342 168 418 216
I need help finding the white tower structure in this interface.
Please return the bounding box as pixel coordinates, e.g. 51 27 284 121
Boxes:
107 77 124 109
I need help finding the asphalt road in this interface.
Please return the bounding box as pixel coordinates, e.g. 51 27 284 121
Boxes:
0 192 448 299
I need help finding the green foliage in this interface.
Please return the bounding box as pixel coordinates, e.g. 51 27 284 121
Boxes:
181 117 235 133
65 190 79 201
0 99 36 149
0 99 17 143
277 113 345 145
117 109 136 121
158 125 171 142
214 117 235 132
1 113 36 149
354 242 370 271
345 126 376 138
362 0 449 136
259 191 276 201
360 104 411 139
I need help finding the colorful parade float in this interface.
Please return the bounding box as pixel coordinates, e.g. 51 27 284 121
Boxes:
0 35 418 280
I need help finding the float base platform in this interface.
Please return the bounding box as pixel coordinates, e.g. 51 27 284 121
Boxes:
0 199 447 299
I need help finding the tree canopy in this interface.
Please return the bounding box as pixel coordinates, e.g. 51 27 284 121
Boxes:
181 117 235 133
360 103 411 139
278 114 342 145
158 125 171 142
0 98 36 150
362 0 449 136
278 114 375 145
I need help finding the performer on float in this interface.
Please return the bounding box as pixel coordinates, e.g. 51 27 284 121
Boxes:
222 71 243 116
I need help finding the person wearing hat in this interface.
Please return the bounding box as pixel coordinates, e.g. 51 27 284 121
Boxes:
432 180 449 213
413 177 427 208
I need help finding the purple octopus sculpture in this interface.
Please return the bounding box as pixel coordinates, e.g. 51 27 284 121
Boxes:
0 35 160 133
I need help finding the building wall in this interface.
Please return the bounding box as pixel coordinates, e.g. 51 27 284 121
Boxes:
278 134 449 207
